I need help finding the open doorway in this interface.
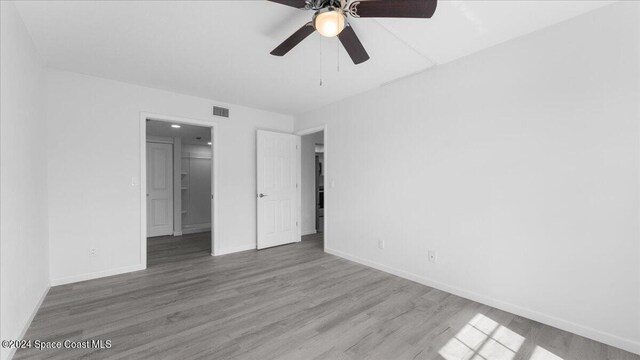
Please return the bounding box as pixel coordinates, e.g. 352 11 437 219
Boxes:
141 114 218 267
298 127 325 249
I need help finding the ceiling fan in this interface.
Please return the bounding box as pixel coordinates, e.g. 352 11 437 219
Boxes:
268 0 438 64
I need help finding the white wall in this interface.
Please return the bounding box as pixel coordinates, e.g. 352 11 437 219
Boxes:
182 143 212 154
300 131 324 235
296 2 640 354
45 70 294 284
0 2 50 360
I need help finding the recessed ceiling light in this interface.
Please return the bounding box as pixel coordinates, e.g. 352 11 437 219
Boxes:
208 142 212 145
171 124 181 128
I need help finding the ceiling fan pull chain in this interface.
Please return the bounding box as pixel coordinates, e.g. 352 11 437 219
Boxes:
337 38 340 73
319 36 323 86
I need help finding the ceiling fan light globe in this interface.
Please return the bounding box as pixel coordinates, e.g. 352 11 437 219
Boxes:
314 9 346 37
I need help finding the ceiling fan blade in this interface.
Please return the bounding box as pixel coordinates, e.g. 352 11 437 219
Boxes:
348 0 437 18
271 22 315 56
267 0 309 9
338 24 369 64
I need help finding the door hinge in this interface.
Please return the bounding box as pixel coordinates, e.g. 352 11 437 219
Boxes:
296 183 298 188
296 221 298 227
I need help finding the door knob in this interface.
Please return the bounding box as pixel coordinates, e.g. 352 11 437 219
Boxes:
258 193 268 198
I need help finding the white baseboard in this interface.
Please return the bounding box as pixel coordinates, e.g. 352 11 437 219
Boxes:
301 229 317 236
214 244 256 256
324 247 640 355
173 231 183 236
51 264 145 286
5 285 50 360
181 223 211 235
182 228 211 235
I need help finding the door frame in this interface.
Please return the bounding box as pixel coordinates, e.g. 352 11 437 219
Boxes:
140 112 220 269
295 124 327 252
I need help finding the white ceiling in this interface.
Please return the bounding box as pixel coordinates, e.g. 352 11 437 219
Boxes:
146 120 211 145
15 0 614 115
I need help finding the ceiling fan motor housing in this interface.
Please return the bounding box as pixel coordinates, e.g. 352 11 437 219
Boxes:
306 0 344 11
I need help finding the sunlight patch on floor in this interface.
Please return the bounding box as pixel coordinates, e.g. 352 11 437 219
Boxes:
529 346 564 360
438 313 526 360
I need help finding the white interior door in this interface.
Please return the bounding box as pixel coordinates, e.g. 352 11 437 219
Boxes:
257 130 299 249
147 142 174 237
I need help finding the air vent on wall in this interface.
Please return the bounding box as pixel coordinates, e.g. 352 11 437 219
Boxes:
213 106 229 118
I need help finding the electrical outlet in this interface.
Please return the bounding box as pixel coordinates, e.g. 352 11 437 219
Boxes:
90 248 97 257
378 239 385 250
428 250 437 263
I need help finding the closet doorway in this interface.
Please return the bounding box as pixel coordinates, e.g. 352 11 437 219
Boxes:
141 114 218 267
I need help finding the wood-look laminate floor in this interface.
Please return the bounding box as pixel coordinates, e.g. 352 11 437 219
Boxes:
16 233 638 360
